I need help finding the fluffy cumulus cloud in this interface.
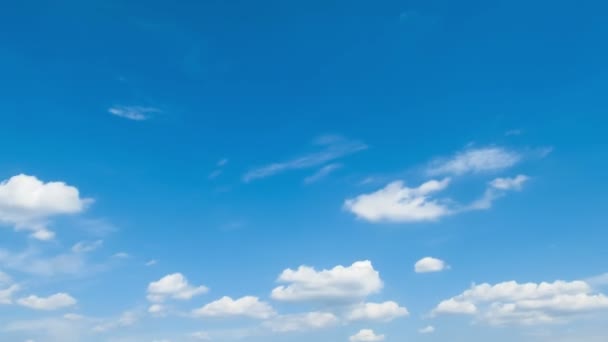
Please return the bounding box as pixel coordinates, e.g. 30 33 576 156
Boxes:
432 279 608 325
193 296 276 319
427 147 521 176
271 260 383 303
349 329 385 342
0 174 91 240
346 301 409 322
344 179 451 223
147 273 208 302
17 293 76 311
415 257 448 273
264 312 338 332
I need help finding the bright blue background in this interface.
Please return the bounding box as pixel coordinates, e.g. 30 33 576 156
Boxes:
1 0 607 341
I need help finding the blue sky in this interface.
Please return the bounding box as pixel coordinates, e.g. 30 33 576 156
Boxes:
1 0 608 341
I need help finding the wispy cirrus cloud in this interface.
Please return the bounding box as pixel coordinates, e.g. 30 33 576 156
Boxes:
243 136 366 182
427 147 521 176
108 106 160 121
304 163 342 184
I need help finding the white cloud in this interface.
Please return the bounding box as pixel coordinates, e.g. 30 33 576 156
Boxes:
304 163 342 184
0 284 19 304
0 248 86 277
71 240 103 253
264 312 338 332
17 293 77 311
145 260 158 267
92 311 139 332
112 252 130 259
427 147 521 176
0 174 91 239
271 260 383 303
147 273 208 302
468 174 530 210
344 179 451 223
346 301 409 322
193 296 275 319
490 175 529 191
108 106 159 121
189 331 210 340
419 325 435 334
243 136 366 182
148 304 165 314
433 298 478 315
63 313 84 321
432 279 608 325
415 257 448 273
349 329 385 342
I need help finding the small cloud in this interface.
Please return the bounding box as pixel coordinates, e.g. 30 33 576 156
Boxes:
271 260 382 303
264 312 338 332
147 273 208 302
17 293 77 311
192 296 276 319
490 175 529 191
415 257 448 273
71 240 103 253
304 163 342 184
217 158 229 167
344 179 451 223
243 136 366 182
419 325 435 334
427 147 521 176
108 105 160 121
145 259 158 267
112 252 130 259
349 329 385 342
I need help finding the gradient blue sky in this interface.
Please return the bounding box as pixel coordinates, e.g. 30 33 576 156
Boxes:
1 1 607 341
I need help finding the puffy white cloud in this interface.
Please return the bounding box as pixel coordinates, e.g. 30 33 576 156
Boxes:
432 280 608 325
490 175 529 191
349 329 385 342
427 147 521 176
17 293 76 311
108 105 159 121
271 260 383 303
415 257 448 273
0 174 91 239
346 301 409 322
193 296 275 319
344 179 451 223
433 298 477 315
264 312 338 332
0 284 19 304
148 304 165 314
419 325 435 334
71 240 103 253
147 273 208 302
243 136 366 182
